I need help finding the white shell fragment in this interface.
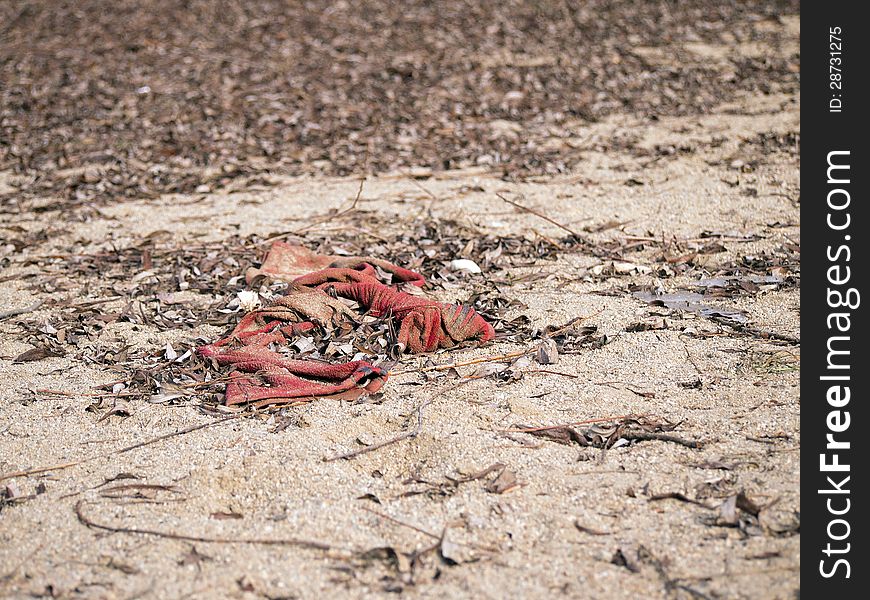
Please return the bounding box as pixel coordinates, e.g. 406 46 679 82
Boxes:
450 259 482 274
237 290 261 312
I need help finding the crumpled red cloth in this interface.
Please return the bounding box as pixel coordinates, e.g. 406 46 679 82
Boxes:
245 241 425 287
295 267 494 353
197 243 495 407
198 325 387 407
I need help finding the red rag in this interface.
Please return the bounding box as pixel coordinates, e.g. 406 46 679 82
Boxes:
198 244 494 406
199 342 388 406
245 241 425 287
295 267 495 352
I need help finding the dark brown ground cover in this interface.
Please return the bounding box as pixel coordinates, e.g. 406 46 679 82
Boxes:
2 0 797 207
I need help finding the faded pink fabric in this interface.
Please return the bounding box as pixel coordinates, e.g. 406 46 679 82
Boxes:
198 243 494 407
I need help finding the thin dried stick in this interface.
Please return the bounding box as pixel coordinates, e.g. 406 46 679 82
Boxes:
362 506 499 554
622 432 703 449
74 500 345 553
61 296 124 309
623 234 756 244
496 192 583 239
323 373 481 462
323 399 431 462
409 178 439 200
36 389 146 399
679 336 703 376
390 349 532 376
178 376 236 389
0 414 244 482
361 506 441 540
263 177 366 243
0 301 44 320
527 369 579 379
297 224 391 243
544 310 603 337
500 414 648 433
295 176 366 234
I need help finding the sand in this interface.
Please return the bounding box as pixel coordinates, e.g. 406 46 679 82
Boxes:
1 43 799 600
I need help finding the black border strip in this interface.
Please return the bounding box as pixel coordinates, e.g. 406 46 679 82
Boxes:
803 4 868 594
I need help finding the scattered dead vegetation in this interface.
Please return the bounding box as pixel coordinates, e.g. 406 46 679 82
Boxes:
1 199 798 445
2 0 799 210
509 416 702 450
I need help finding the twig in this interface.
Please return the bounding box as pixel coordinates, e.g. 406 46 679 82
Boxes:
179 375 236 389
361 506 441 540
299 176 366 233
573 469 641 476
323 374 480 462
527 369 579 379
74 500 344 553
36 389 144 399
264 177 366 242
323 399 431 462
410 178 439 200
574 521 612 536
679 336 703 376
60 296 124 309
9 252 117 263
390 348 532 376
496 192 583 239
0 300 44 320
543 311 603 338
622 432 703 449
501 414 647 433
323 428 417 462
362 506 499 554
622 234 757 244
531 228 563 248
735 325 800 345
0 414 244 482
745 436 778 445
648 492 714 509
296 224 391 243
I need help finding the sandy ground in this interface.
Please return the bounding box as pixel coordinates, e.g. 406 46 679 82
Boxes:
0 8 802 595
1 85 799 599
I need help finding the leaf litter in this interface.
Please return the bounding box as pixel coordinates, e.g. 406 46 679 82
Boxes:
510 416 702 450
2 1 798 211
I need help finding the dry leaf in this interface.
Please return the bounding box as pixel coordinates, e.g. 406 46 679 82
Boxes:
13 346 61 363
535 338 559 365
485 467 522 494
